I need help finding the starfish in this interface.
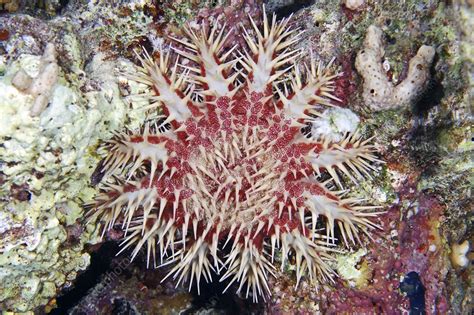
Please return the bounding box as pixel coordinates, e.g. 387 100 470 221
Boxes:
87 8 383 302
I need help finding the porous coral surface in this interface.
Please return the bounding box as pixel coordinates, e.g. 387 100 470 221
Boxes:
88 10 382 302
0 1 153 312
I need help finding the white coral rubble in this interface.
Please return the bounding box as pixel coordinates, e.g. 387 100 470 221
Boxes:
310 107 360 142
343 0 365 11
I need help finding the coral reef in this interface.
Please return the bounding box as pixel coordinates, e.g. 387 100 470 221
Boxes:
0 48 95 312
0 0 471 313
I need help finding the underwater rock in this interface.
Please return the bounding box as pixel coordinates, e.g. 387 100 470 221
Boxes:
342 0 364 11
0 211 40 252
309 107 360 142
335 248 372 289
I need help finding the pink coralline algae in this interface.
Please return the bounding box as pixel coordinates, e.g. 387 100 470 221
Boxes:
319 191 449 314
87 9 383 301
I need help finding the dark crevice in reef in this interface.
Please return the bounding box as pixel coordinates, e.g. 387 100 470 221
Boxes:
181 242 265 314
407 118 454 169
412 75 444 118
269 0 315 18
49 242 119 314
412 53 444 120
110 298 138 315
407 54 448 170
184 279 265 315
48 240 264 314
90 158 107 186
57 0 70 13
400 271 426 315
406 131 440 170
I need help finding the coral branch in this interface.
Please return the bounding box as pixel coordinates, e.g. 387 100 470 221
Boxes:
355 25 435 110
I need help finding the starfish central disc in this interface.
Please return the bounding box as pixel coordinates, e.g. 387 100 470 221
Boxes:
186 95 284 235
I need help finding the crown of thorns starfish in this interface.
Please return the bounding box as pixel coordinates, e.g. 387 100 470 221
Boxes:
87 7 383 302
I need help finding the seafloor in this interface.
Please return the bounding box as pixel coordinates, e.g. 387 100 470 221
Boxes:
0 0 472 314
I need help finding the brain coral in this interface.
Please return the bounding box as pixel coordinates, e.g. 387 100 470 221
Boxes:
87 8 383 302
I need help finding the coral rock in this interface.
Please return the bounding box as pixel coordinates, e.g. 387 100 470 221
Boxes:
450 240 470 268
342 0 365 11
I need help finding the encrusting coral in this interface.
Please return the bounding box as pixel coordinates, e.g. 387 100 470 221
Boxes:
87 8 383 301
355 25 435 111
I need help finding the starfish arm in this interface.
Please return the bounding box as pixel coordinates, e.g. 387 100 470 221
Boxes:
305 131 382 189
302 181 384 247
280 229 336 286
128 47 198 123
100 123 173 181
220 240 275 302
277 56 341 122
162 233 214 294
172 22 240 99
86 177 159 237
241 6 302 94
